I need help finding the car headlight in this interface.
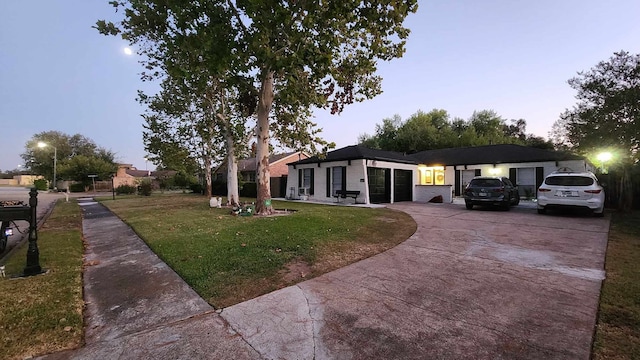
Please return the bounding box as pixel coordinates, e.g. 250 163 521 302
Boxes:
4 228 12 237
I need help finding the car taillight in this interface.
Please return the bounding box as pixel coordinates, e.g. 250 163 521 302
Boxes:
584 189 602 194
493 187 504 193
538 188 551 192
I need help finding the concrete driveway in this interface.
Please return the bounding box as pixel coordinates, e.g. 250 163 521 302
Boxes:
221 202 609 359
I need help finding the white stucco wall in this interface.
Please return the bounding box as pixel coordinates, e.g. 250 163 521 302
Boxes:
415 185 453 203
288 157 590 203
287 159 418 204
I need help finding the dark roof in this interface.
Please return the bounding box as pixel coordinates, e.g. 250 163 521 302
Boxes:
125 169 176 178
238 152 303 171
409 144 584 166
126 169 152 177
290 145 417 165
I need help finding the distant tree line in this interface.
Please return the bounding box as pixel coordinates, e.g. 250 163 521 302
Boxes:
358 109 553 153
20 131 117 188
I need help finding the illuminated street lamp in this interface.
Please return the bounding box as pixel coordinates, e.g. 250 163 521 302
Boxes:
597 152 612 174
37 142 57 190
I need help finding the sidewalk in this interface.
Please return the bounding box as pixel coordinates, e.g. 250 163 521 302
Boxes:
40 198 260 359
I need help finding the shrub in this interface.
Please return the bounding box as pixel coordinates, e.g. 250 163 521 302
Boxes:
239 182 257 198
212 181 227 196
69 183 86 193
190 183 204 194
33 179 48 191
115 184 136 195
174 172 198 188
138 181 152 196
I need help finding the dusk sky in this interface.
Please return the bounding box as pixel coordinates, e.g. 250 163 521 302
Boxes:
1 1 639 172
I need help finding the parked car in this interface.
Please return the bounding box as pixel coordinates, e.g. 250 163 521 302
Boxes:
537 170 604 217
464 176 520 210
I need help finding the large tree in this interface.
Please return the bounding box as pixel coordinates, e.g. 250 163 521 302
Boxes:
97 0 254 203
98 0 418 214
554 50 640 211
359 109 550 152
21 131 116 186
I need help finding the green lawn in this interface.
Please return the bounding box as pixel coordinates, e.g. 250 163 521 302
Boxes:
593 211 640 359
0 200 84 360
100 194 416 307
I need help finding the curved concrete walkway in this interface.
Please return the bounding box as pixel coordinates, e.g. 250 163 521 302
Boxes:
42 200 609 359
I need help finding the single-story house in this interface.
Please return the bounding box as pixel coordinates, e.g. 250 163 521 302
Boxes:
213 151 308 197
0 175 44 186
286 144 592 204
113 164 176 189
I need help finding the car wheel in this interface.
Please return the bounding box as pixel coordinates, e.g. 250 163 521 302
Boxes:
594 210 604 218
537 207 546 215
0 234 6 253
465 202 473 210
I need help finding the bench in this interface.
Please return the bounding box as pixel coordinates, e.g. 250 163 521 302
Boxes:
333 190 361 203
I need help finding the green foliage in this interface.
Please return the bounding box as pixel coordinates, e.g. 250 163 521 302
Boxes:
21 131 116 183
68 183 86 193
33 178 48 190
173 172 197 188
211 180 227 196
189 183 204 194
138 181 152 196
97 0 419 212
358 109 552 153
56 155 117 184
556 51 639 164
554 50 640 210
115 184 136 195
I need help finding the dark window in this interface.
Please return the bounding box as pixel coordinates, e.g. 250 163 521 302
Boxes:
332 167 345 195
469 179 502 187
544 176 594 186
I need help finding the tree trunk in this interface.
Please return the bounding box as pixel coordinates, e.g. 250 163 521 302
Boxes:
226 133 239 206
255 70 274 214
618 166 633 212
204 152 212 198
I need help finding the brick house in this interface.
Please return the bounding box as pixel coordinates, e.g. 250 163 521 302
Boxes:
214 151 308 197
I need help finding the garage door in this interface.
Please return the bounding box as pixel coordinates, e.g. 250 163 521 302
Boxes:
394 169 413 202
367 167 391 204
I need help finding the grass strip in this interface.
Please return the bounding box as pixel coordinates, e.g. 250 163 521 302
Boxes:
0 200 84 360
593 211 640 359
101 193 416 308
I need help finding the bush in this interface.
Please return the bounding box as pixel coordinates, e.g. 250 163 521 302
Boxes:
239 182 257 198
115 184 136 195
190 183 204 194
33 179 48 191
174 172 198 188
69 183 86 193
138 181 153 196
212 181 227 196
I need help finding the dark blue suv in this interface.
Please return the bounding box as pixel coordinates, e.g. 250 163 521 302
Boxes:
464 176 520 210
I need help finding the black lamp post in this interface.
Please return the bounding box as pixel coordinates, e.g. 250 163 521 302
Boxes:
23 188 42 276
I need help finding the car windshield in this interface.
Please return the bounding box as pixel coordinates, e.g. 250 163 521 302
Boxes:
469 179 502 187
545 176 594 186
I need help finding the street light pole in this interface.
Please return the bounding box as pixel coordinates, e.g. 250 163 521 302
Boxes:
53 146 57 191
37 142 57 191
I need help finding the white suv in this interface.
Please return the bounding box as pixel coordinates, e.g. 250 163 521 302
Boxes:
537 171 605 217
